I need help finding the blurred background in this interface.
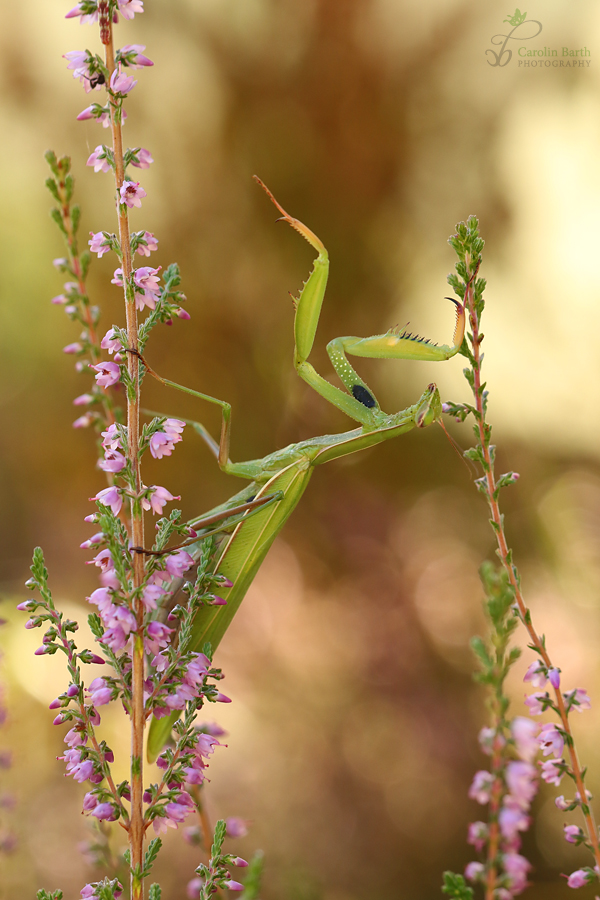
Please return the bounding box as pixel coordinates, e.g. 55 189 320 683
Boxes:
1 0 600 897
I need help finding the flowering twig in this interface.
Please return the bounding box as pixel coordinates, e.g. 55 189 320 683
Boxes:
444 218 600 888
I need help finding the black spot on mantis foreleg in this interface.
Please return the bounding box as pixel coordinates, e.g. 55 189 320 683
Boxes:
352 385 376 408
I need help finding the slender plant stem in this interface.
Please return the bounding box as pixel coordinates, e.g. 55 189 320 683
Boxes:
102 8 145 897
464 258 600 872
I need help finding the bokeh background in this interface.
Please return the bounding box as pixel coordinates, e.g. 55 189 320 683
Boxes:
2 0 600 897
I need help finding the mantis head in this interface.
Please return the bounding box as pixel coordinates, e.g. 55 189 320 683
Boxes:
415 383 442 428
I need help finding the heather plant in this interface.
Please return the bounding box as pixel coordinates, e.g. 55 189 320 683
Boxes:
442 220 598 897
21 3 252 899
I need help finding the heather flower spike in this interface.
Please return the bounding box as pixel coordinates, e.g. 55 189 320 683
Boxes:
443 217 600 892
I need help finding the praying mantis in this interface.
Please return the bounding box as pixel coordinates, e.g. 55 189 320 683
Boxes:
146 179 466 759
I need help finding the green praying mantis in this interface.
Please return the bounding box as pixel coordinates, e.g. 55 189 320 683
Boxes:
146 179 466 759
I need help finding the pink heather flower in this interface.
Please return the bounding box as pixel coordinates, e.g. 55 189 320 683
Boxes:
63 748 95 783
141 583 164 611
64 50 87 70
186 654 210 685
524 691 548 716
102 423 122 450
82 792 98 812
74 393 94 406
65 2 99 22
564 688 591 713
499 804 530 840
468 770 495 805
101 625 129 652
102 603 137 635
503 853 531 893
131 148 154 168
91 486 123 516
478 726 498 755
119 180 146 209
73 413 94 429
555 795 571 810
65 727 87 748
187 878 203 899
64 51 102 92
77 105 112 127
101 330 122 358
133 266 161 310
540 759 564 786
153 792 194 833
136 231 158 256
91 802 118 821
119 44 154 68
118 0 144 19
567 869 591 888
511 717 539 762
52 293 68 304
165 549 194 578
564 824 582 844
91 361 120 388
165 418 185 440
64 342 83 354
87 587 115 616
467 821 488 852
98 450 126 474
87 678 112 707
223 883 244 892
149 432 172 459
110 66 137 95
87 145 111 173
524 660 547 688
464 862 484 882
148 421 184 459
89 231 111 256
143 485 180 516
505 761 538 809
80 533 104 549
176 307 191 320
538 722 564 758
144 621 173 656
80 886 96 900
226 817 249 838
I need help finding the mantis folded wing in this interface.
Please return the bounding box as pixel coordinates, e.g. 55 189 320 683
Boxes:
146 183 465 760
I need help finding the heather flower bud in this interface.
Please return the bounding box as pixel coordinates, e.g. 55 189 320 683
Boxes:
223 882 244 892
548 667 561 689
567 869 592 888
16 600 35 611
464 862 484 882
564 824 584 844
232 857 248 867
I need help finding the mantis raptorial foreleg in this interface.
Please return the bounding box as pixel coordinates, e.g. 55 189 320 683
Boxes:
253 176 466 426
